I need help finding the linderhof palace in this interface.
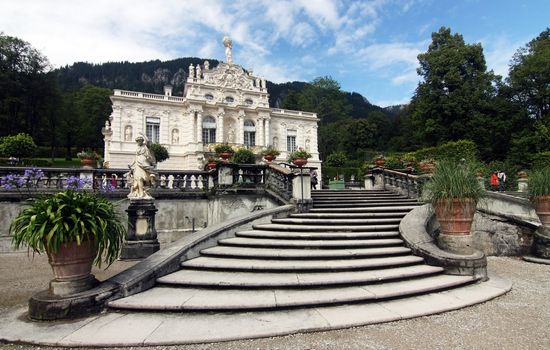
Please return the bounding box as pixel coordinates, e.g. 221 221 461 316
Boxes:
102 37 320 175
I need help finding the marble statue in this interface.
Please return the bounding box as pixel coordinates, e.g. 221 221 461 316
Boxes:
124 125 133 141
172 129 179 144
127 133 157 199
204 60 210 70
189 64 195 79
223 36 233 64
196 64 202 80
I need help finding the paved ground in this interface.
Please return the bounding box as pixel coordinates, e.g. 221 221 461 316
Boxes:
0 254 548 349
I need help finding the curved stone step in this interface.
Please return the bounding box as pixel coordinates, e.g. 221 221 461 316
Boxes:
108 274 476 311
313 202 420 208
271 218 402 225
290 212 407 219
236 230 400 240
181 255 425 272
157 264 443 288
311 194 406 199
200 246 411 259
219 237 404 249
252 223 400 232
314 198 419 205
309 206 418 213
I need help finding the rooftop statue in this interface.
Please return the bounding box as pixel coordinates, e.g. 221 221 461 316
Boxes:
223 36 233 64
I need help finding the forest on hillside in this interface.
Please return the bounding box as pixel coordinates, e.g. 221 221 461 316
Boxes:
0 27 549 172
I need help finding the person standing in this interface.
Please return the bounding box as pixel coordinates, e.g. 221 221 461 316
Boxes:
310 169 318 190
497 170 507 192
490 171 499 191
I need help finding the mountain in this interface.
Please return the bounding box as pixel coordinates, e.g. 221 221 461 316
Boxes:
53 58 391 117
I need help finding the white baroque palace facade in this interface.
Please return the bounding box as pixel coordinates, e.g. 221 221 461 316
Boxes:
102 37 320 173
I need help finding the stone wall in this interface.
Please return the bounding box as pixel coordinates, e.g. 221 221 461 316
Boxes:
0 194 279 253
472 212 535 256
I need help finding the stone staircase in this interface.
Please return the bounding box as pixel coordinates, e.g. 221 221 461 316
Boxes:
109 190 479 312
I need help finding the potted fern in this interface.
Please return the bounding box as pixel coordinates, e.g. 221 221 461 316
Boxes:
288 148 312 167
10 189 125 295
214 144 234 161
261 146 280 162
423 160 484 253
529 166 550 258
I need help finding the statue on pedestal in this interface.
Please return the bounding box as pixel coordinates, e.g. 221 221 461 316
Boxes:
127 133 157 199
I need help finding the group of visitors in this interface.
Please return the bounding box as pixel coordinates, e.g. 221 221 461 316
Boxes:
490 170 507 192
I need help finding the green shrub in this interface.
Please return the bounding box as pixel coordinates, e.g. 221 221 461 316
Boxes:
150 143 169 163
0 133 37 158
288 148 312 162
532 152 550 170
528 167 550 198
325 151 347 167
423 159 484 205
323 166 362 182
232 148 256 164
409 140 479 163
214 144 234 154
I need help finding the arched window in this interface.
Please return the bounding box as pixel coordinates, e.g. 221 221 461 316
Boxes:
243 120 256 147
202 116 216 144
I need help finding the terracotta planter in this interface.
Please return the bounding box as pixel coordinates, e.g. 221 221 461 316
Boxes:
292 158 307 167
80 158 94 167
533 195 550 227
218 152 232 160
375 159 385 167
47 240 96 281
434 199 476 236
264 154 276 162
420 162 435 173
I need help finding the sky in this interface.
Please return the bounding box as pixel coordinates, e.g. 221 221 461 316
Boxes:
1 0 548 107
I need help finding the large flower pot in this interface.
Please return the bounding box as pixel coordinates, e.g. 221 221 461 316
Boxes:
207 162 217 170
533 195 550 227
292 158 307 167
264 154 276 162
47 240 97 295
434 199 476 236
80 158 94 167
218 152 232 160
375 159 385 167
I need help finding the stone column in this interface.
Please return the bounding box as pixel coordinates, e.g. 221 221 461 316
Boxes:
238 112 245 144
217 111 225 143
196 112 203 144
257 118 264 146
120 199 160 259
265 118 271 146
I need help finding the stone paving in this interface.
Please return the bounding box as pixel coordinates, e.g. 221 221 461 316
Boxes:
0 255 548 349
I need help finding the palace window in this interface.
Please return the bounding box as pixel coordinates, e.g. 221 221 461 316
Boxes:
146 117 160 143
202 116 216 144
225 96 234 103
204 94 214 100
245 99 253 105
244 120 256 147
287 129 297 152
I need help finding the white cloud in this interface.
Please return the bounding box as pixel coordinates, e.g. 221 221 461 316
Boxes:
356 42 423 69
483 36 524 78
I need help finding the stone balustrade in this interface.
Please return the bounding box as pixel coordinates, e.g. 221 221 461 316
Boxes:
114 89 185 103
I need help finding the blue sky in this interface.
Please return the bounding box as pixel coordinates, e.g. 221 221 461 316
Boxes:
1 0 548 107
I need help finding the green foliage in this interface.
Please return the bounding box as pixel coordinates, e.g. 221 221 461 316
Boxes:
232 148 256 164
149 143 169 163
532 152 550 170
410 27 498 149
423 159 484 205
261 146 280 157
507 28 550 120
325 151 348 168
214 143 234 154
77 148 101 160
10 190 125 267
288 148 312 162
528 167 550 197
383 154 404 169
0 133 37 158
408 140 479 163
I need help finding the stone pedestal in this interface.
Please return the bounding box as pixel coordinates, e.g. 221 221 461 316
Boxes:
533 227 550 259
437 233 474 255
518 178 528 192
120 199 159 259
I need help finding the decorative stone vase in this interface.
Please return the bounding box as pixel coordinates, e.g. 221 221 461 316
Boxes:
219 152 232 160
46 240 97 295
80 158 94 167
207 161 217 170
264 154 276 163
292 158 307 167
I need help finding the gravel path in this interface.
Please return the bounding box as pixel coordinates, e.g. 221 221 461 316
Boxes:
0 255 548 350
